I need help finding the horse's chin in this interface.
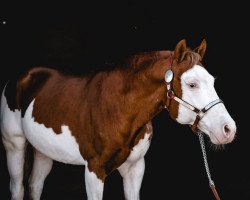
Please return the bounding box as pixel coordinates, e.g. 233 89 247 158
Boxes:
200 133 226 150
209 134 223 145
206 131 234 146
206 133 233 150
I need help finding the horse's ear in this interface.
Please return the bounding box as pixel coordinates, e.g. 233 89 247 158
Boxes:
173 39 187 63
197 39 207 59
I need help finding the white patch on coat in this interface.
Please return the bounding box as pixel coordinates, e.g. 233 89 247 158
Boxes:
22 100 86 165
176 65 236 144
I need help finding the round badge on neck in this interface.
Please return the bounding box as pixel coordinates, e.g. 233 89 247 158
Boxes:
165 70 173 83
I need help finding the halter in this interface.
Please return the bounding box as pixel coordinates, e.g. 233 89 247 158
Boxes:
164 65 224 134
166 88 223 133
164 60 223 200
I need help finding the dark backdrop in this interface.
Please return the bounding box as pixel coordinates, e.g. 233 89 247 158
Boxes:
0 2 249 200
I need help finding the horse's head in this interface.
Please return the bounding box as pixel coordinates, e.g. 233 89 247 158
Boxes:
167 39 236 145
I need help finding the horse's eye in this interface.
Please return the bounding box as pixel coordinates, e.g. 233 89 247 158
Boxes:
189 83 196 88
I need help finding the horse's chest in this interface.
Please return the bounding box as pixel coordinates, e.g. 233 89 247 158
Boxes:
126 127 152 163
22 100 86 165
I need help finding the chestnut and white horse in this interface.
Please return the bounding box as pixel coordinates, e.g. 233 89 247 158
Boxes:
0 39 236 200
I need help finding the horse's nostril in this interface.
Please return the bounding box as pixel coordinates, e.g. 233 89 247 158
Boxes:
223 125 231 138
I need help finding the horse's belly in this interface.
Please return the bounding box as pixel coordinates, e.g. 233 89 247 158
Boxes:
22 100 86 165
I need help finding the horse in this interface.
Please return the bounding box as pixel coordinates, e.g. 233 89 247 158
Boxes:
0 39 236 200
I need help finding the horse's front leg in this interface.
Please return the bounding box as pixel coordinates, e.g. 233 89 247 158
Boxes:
118 123 152 200
118 158 145 200
85 166 104 200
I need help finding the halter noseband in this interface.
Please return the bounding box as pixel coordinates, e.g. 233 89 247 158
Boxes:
165 62 224 133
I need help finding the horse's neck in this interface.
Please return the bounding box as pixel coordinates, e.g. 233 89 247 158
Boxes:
122 69 167 129
99 51 172 132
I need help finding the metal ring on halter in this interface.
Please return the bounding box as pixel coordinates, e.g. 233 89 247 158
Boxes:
167 90 175 99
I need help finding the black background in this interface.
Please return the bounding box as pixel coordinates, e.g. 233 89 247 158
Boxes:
0 1 249 200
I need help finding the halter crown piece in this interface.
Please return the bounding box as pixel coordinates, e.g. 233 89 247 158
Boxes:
164 61 222 200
